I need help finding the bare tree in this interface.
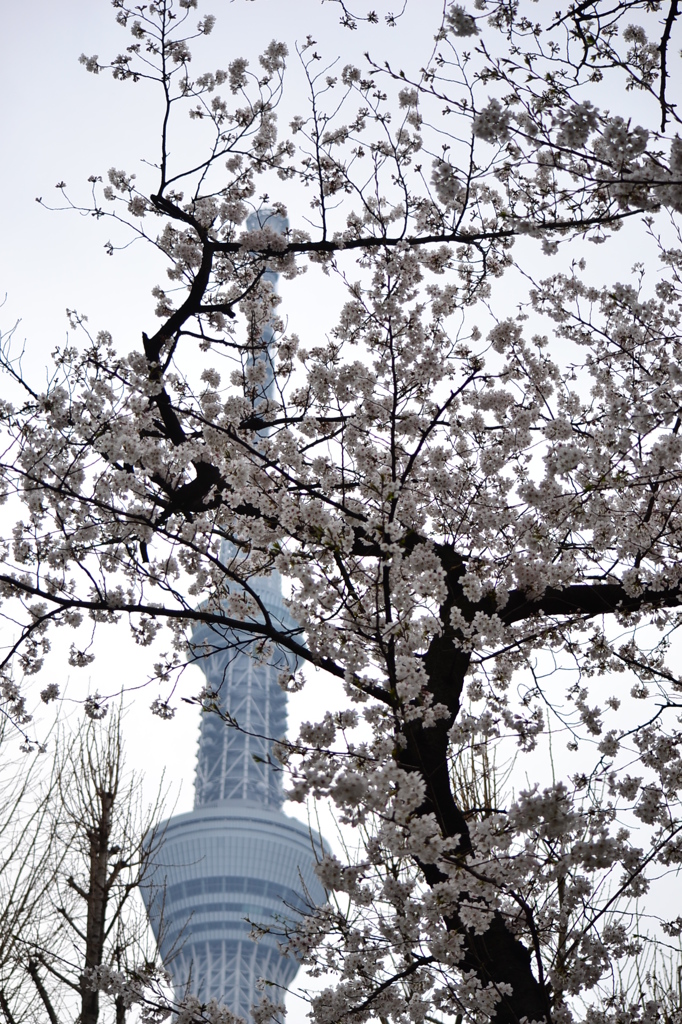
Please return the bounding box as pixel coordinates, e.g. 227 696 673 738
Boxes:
0 719 62 1024
0 708 168 1024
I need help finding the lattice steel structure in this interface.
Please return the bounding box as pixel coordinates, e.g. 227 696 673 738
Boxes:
193 568 293 811
142 213 326 1018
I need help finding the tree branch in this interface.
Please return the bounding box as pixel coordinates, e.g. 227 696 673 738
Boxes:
26 961 60 1024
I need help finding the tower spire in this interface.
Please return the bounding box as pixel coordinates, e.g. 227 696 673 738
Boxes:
142 211 326 1019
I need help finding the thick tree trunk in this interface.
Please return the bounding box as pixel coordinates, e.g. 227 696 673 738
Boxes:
400 714 551 1024
80 788 114 1024
395 598 552 1024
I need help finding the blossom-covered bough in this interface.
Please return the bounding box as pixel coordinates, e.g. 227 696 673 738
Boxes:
4 1 682 1022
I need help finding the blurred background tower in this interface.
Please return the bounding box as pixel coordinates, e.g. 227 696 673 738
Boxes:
142 211 325 1018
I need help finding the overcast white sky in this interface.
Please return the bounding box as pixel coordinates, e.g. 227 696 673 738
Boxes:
0 2 451 1018
0 1 444 756
2 2 677 1018
0 0 663 819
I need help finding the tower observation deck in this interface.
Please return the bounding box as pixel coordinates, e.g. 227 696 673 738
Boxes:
142 212 326 1018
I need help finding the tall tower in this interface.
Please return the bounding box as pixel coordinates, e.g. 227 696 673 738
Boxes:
142 212 325 1018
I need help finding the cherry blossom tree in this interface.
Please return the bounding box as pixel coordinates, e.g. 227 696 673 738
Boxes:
3 1 682 1022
